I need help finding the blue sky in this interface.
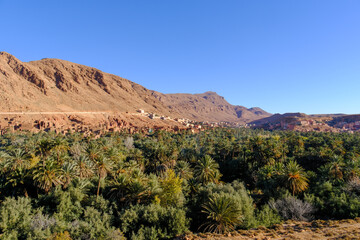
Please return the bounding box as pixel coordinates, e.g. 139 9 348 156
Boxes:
0 0 359 114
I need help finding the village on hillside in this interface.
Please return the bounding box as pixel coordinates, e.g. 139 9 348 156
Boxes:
253 115 360 133
0 109 359 136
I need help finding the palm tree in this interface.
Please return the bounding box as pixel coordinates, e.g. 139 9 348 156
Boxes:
109 172 151 205
1 149 32 197
52 137 69 164
284 160 309 195
33 160 64 193
328 156 345 180
344 157 360 181
36 138 55 159
93 155 114 198
62 162 77 189
194 155 221 184
201 194 242 234
109 173 130 202
174 160 193 180
3 148 31 171
86 143 102 162
74 155 94 179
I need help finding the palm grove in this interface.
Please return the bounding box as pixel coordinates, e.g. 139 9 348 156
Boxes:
0 128 360 239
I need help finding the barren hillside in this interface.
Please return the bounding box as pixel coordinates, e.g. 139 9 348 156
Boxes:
158 91 270 123
0 52 270 123
0 52 175 115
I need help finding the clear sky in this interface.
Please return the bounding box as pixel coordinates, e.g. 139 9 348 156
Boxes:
0 0 359 114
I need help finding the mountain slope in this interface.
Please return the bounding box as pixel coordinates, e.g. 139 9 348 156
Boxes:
0 52 270 123
158 91 270 123
0 52 175 114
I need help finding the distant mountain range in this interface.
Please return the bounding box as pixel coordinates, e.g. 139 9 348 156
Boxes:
0 52 270 123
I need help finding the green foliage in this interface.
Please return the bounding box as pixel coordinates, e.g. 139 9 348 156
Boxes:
158 169 184 207
306 181 360 219
190 181 256 230
32 160 64 193
255 204 282 227
201 193 242 233
284 160 309 195
119 204 188 239
69 207 117 240
0 197 33 239
0 128 360 237
194 155 221 185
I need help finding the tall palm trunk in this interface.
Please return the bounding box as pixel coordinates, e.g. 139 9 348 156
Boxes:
97 176 101 199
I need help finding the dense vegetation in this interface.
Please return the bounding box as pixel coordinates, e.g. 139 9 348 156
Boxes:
0 128 360 239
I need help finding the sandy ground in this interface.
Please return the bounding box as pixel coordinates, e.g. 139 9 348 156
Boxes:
181 219 360 240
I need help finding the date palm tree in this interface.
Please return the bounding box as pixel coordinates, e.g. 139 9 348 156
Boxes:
3 148 31 171
52 137 70 164
194 155 221 184
174 160 193 180
328 156 345 180
284 160 309 195
93 155 114 198
201 194 242 234
75 155 94 179
1 149 32 197
33 160 64 193
62 162 77 189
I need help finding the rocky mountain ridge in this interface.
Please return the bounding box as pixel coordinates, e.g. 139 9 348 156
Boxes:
0 52 269 123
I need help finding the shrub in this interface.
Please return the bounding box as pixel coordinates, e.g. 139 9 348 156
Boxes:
255 204 282 227
68 207 118 240
0 197 33 239
28 212 57 239
158 169 184 207
119 204 188 239
269 196 315 221
307 181 360 219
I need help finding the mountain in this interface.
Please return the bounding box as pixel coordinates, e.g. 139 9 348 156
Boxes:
157 92 270 123
250 112 308 126
0 52 270 123
0 51 175 114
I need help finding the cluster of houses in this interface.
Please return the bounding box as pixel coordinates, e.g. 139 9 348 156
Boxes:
135 109 249 130
333 121 360 132
255 117 341 133
135 109 204 130
280 119 328 130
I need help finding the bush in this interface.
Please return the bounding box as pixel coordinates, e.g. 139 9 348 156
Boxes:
28 212 57 239
0 197 33 239
119 204 188 239
255 204 282 227
269 196 315 221
307 181 360 219
68 207 120 240
190 181 256 231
